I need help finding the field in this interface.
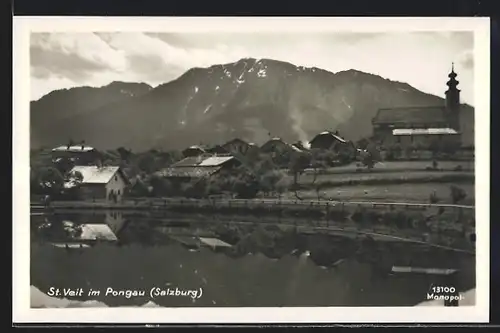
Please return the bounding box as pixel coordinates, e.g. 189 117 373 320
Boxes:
294 170 473 187
284 160 475 205
302 160 474 174
286 183 475 206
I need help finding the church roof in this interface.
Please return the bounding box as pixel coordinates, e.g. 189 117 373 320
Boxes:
372 106 448 125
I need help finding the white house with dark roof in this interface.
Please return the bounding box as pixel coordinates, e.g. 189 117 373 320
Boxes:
65 166 129 202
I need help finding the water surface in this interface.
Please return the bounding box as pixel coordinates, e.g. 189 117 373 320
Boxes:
30 210 476 307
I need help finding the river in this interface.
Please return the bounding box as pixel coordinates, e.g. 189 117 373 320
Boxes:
30 210 476 307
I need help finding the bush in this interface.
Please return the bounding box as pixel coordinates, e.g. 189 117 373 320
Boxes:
450 185 467 204
429 191 439 204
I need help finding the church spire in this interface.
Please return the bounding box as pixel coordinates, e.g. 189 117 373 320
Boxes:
446 62 459 91
445 62 461 131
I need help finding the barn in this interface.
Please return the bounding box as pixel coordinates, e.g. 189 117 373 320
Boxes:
65 166 129 202
157 155 241 193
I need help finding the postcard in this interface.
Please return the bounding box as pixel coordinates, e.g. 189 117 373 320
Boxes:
13 16 490 324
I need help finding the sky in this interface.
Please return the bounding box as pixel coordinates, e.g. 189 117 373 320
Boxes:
30 31 475 105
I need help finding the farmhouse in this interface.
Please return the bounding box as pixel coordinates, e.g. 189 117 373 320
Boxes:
260 137 302 155
221 138 252 156
205 144 229 155
371 64 462 150
51 143 99 166
65 165 129 202
309 131 354 153
182 145 207 158
157 155 241 188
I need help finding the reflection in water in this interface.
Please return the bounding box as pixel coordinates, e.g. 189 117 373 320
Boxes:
30 211 476 307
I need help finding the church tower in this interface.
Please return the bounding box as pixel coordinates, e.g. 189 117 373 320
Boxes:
445 63 461 131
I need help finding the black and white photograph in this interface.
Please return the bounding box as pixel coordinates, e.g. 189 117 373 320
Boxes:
13 17 490 323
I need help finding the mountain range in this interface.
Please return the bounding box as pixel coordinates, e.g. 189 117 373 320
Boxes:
30 57 474 152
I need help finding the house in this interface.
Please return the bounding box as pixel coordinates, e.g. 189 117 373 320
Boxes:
205 144 229 155
157 155 241 190
259 137 304 166
51 143 99 167
64 165 129 202
182 145 207 158
371 64 462 150
260 137 302 155
291 141 310 152
309 131 353 152
221 138 252 156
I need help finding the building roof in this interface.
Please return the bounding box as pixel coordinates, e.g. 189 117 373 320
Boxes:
198 237 232 248
261 137 299 152
171 156 206 167
52 145 95 152
392 128 459 136
312 131 347 143
183 145 206 151
67 166 121 184
198 156 235 166
372 106 449 125
171 155 235 168
158 166 222 178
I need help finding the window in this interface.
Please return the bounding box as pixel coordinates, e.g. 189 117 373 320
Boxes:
396 136 401 143
117 190 121 195
115 176 118 181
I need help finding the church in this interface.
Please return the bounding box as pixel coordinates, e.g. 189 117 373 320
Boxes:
371 64 462 151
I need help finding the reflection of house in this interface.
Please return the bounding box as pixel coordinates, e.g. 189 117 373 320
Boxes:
105 211 126 236
309 131 354 154
157 155 241 187
371 65 462 149
65 166 129 202
51 144 99 167
182 145 207 158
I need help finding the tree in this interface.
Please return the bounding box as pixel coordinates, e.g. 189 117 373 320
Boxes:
149 175 173 197
309 149 328 185
33 166 65 196
259 170 283 196
62 170 84 199
117 147 133 162
288 152 310 188
275 177 291 200
429 190 439 204
128 178 150 197
230 169 260 199
136 152 158 174
450 185 467 204
314 183 325 201
361 152 376 170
